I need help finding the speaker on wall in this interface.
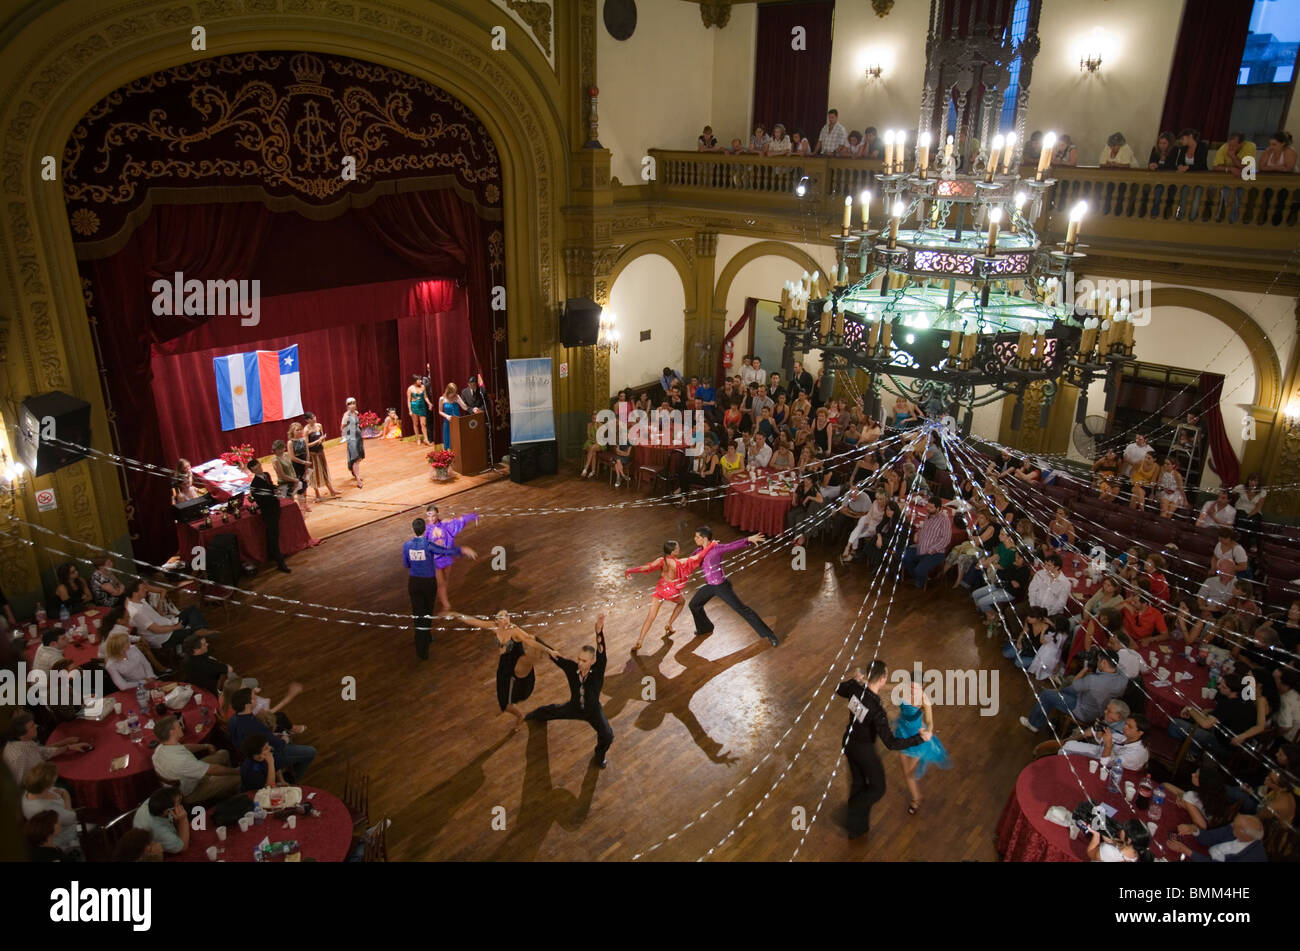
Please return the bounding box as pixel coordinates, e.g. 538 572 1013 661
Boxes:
561 297 601 348
16 391 91 476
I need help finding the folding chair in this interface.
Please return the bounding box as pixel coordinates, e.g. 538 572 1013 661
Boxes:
342 762 370 831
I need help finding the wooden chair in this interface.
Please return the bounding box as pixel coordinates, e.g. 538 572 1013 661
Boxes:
80 807 137 862
645 449 687 496
1145 731 1194 784
342 762 370 830
362 816 389 862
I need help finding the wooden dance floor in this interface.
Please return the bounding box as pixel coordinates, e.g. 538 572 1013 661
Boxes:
294 437 503 541
204 467 1034 861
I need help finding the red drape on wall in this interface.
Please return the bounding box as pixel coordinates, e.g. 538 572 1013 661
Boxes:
752 1 835 146
1198 373 1240 486
718 298 758 384
1159 0 1254 142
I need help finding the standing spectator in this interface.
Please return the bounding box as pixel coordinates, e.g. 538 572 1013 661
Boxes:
741 356 765 388
900 496 953 588
1260 131 1296 173
1121 433 1151 477
787 360 814 401
1147 131 1179 170
790 130 812 155
814 108 848 156
1175 128 1208 172
1027 553 1072 620
840 130 864 157
659 366 682 395
727 137 746 154
1098 132 1136 168
247 459 291 573
1212 132 1256 177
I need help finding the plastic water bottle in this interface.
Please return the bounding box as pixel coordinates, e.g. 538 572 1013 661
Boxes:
128 709 142 744
1149 785 1165 822
1108 756 1123 795
135 683 149 713
35 605 47 625
253 801 266 825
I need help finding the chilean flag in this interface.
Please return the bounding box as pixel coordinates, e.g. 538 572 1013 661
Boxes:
213 345 304 431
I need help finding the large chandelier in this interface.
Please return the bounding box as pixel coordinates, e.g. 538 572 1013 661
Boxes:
776 135 1137 432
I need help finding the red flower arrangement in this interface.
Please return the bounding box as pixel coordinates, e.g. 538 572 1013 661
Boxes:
426 448 456 469
219 444 256 467
358 411 381 429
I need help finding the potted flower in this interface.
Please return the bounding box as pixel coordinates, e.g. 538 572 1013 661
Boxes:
358 411 382 439
220 443 257 473
427 448 455 482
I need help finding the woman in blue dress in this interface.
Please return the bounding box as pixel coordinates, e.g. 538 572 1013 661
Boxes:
894 678 951 815
438 383 466 450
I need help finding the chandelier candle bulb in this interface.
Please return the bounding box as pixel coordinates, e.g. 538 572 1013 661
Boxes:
948 330 961 357
1064 200 1087 253
944 134 954 167
881 320 893 351
1037 131 1057 180
820 308 833 338
1099 319 1112 353
1002 132 1017 174
1018 331 1032 365
833 311 845 338
962 330 978 362
883 130 896 172
860 190 872 228
894 131 907 173
918 132 931 177
986 134 1005 182
888 200 904 247
1081 324 1098 356
986 206 1002 255
843 194 853 235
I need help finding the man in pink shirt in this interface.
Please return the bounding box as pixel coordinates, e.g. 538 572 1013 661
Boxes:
901 496 952 588
687 526 779 646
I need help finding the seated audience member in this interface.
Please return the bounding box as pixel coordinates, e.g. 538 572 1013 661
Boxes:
1273 669 1300 742
103 630 158 690
1168 669 1267 757
765 123 792 155
786 474 826 549
239 734 283 791
1212 131 1256 177
1003 605 1054 668
21 762 80 853
1098 132 1136 168
1157 457 1188 518
150 715 240 805
660 365 682 394
1061 714 1150 771
1210 527 1250 578
1148 131 1178 171
1260 130 1296 173
112 828 164 862
1196 489 1237 531
180 633 233 694
1107 628 1145 679
1033 698 1130 757
1092 448 1120 485
1164 815 1266 862
124 578 207 651
32 628 69 672
973 546 1032 631
88 555 126 607
49 561 92 617
1046 507 1075 549
1121 583 1168 643
746 431 773 469
1129 451 1160 508
227 687 317 782
1143 554 1170 606
25 811 65 862
835 486 875 545
3 711 89 786
132 786 191 855
1197 568 1237 617
842 490 891 562
1051 134 1078 167
1027 553 1072 620
1020 648 1128 733
900 496 953 588
1176 128 1208 172
769 436 795 471
697 125 721 152
1077 576 1124 631
1162 763 1233 830
1086 819 1153 863
1120 433 1151 476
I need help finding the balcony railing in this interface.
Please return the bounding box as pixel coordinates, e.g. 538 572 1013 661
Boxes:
643 150 1300 252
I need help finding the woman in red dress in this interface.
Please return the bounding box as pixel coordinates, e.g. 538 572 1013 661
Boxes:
625 540 711 652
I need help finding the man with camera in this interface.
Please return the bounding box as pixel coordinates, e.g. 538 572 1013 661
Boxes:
1019 646 1127 734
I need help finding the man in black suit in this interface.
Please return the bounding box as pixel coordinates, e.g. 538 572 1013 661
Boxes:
836 660 928 839
461 375 487 413
786 359 814 402
247 459 289 573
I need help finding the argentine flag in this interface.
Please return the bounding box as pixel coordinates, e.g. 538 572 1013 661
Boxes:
213 345 304 431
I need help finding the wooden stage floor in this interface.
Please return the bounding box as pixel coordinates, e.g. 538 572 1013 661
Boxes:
203 464 1039 862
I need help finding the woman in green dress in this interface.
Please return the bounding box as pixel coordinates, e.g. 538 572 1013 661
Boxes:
407 375 430 446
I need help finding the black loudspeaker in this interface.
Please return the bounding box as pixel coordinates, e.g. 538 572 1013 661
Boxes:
509 441 559 484
17 391 92 476
561 297 601 348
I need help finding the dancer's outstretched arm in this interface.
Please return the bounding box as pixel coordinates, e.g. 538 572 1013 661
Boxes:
625 556 665 577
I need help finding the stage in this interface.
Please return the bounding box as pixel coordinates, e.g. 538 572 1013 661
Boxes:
288 435 504 541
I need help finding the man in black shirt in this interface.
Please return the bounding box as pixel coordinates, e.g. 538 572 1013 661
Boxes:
247 459 289 573
786 360 814 403
525 614 613 768
836 660 928 839
180 634 231 694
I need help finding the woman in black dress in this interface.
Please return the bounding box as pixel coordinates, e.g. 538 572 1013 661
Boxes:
287 421 313 511
786 474 826 548
812 406 834 455
50 563 91 616
302 412 339 500
456 611 551 726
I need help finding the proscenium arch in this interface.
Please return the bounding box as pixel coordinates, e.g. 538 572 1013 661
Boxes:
607 239 697 314
1144 287 1282 410
712 240 825 319
0 0 568 571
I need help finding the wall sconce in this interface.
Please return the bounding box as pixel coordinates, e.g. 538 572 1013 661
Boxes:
0 448 26 509
864 61 883 81
858 47 890 82
1078 28 1107 73
598 309 619 354
1284 401 1300 432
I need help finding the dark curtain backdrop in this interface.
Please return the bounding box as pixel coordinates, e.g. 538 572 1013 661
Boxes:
1159 0 1254 142
149 278 472 463
752 1 835 145
1199 373 1240 486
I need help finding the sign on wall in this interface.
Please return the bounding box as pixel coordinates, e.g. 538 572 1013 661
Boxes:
506 358 556 444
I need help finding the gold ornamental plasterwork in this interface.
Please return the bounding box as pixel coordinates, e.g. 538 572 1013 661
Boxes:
489 0 555 68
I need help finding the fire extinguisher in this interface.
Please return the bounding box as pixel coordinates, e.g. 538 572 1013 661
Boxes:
722 338 734 369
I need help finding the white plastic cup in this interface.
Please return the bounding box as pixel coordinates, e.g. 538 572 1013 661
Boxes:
1069 824 1079 840
216 826 227 841
113 701 122 715
1099 767 1109 782
287 814 297 829
1088 759 1098 774
238 817 251 833
1146 821 1158 837
206 845 218 861
1125 782 1136 802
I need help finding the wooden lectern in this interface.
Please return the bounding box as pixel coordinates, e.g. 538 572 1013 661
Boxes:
449 412 488 474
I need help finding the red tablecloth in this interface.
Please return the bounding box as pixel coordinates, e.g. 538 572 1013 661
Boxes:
176 498 318 564
1061 551 1102 610
632 442 688 471
724 472 795 537
996 754 1191 862
22 608 107 667
171 786 353 863
49 686 217 813
1138 648 1212 730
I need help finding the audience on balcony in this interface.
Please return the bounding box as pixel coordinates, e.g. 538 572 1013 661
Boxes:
1261 131 1296 174
814 108 848 156
1176 129 1209 172
1213 132 1256 178
1148 131 1179 171
1098 132 1136 168
1051 134 1078 167
697 125 723 153
748 124 771 153
790 130 812 155
765 123 792 156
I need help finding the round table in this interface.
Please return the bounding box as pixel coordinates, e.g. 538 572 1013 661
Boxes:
171 786 353 862
48 686 218 814
1137 646 1212 730
723 471 795 537
996 754 1192 862
631 442 688 471
23 608 107 668
1061 551 1102 610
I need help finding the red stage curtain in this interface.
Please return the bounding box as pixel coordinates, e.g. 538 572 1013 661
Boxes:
1159 0 1254 142
717 298 757 384
752 1 835 148
1199 373 1240 487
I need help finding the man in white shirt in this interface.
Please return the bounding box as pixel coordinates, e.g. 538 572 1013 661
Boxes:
1196 488 1237 530
1060 714 1150 771
1108 629 1145 679
1275 669 1300 741
32 628 70 672
1165 815 1267 862
124 579 205 650
747 432 772 469
1028 553 1073 618
1121 434 1150 477
741 356 765 388
1197 569 1237 616
150 716 241 805
814 108 848 155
